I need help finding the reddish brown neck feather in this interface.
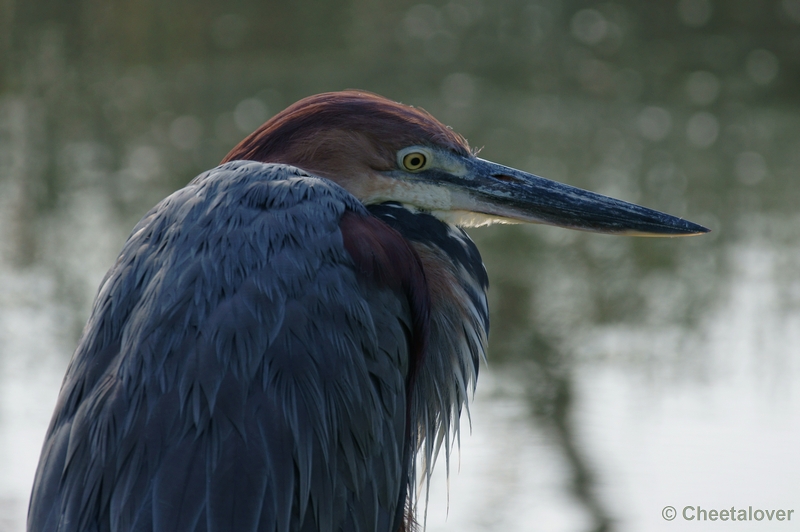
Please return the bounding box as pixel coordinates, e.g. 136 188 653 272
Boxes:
338 211 430 371
338 210 429 532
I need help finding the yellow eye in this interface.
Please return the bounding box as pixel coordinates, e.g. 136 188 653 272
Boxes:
402 152 427 171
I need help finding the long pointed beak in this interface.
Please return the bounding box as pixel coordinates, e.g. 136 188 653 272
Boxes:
438 157 709 236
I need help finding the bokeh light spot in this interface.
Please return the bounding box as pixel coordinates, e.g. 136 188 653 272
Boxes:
735 151 768 185
442 73 478 108
404 4 443 40
234 98 269 134
746 49 779 85
637 106 672 142
686 111 719 148
685 71 720 105
678 0 712 27
781 0 800 23
211 14 249 50
571 9 608 45
169 116 203 151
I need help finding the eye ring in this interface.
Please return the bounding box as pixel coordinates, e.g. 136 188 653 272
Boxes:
402 151 427 171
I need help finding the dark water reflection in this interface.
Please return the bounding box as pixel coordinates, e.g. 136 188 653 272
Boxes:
2 0 799 530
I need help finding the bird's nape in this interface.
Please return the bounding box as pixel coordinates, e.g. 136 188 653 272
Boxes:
28 90 707 532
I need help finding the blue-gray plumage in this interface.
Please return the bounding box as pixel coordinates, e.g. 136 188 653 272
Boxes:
29 91 707 532
31 161 427 531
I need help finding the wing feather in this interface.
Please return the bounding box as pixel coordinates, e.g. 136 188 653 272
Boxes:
28 161 419 532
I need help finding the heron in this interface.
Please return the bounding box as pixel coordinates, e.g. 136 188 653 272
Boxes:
28 90 707 532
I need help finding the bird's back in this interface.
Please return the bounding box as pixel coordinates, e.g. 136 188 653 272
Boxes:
28 161 426 532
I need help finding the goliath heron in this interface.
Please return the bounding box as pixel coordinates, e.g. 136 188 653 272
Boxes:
28 91 707 532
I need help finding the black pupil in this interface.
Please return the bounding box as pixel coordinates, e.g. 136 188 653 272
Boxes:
410 156 421 166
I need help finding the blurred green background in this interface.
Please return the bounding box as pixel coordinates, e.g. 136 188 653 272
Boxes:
1 0 799 531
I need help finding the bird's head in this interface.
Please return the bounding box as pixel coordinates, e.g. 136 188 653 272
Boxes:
223 90 708 235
